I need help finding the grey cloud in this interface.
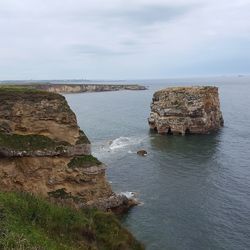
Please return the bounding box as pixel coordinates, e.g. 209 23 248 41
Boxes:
56 4 194 29
102 5 193 26
0 0 249 79
71 44 137 56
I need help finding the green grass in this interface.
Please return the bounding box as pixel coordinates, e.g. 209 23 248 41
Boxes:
0 192 144 250
68 156 102 169
0 85 45 93
0 132 70 152
0 85 65 102
47 188 82 203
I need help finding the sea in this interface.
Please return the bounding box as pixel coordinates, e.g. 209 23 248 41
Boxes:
65 76 250 250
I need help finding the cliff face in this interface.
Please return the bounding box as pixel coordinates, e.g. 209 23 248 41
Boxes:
39 84 147 93
148 86 224 135
0 88 130 210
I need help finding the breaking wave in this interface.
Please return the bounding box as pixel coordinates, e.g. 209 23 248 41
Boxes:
120 191 136 199
109 136 143 150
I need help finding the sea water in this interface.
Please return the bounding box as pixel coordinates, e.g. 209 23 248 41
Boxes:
65 76 250 250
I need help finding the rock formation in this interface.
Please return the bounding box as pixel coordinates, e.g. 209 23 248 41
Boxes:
148 86 224 135
0 87 134 211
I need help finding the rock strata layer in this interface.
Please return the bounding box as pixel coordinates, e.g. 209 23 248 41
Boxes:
148 86 224 135
0 88 133 212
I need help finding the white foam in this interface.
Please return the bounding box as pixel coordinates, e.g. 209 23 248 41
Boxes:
109 136 143 150
120 191 136 199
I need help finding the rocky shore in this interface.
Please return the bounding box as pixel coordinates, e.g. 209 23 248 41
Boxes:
148 86 224 135
0 87 136 212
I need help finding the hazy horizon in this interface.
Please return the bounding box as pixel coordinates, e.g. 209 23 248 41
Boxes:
0 74 249 82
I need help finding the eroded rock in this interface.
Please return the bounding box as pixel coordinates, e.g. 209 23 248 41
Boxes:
0 88 135 211
148 86 224 135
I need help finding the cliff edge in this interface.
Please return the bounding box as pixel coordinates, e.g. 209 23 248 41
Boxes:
0 87 134 211
148 86 224 135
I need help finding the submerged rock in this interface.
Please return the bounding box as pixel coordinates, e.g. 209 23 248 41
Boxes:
148 86 224 135
137 150 148 156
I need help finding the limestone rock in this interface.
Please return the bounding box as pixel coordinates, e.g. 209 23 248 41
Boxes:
0 88 134 211
84 194 139 214
148 86 224 135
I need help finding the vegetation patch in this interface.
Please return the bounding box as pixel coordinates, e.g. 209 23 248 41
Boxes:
48 189 72 199
76 130 90 144
0 85 42 93
68 156 102 169
48 189 84 203
0 85 64 102
0 132 70 152
0 192 144 250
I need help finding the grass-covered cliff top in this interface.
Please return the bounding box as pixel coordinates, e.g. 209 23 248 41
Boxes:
154 86 218 97
0 85 65 101
0 192 144 250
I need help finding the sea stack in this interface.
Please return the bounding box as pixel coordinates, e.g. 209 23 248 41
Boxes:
148 86 224 135
0 87 133 212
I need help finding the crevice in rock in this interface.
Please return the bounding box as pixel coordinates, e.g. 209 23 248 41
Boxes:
167 127 173 135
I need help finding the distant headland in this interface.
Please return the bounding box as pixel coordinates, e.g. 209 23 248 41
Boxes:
0 80 147 93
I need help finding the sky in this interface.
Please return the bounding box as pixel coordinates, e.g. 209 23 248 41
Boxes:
0 0 250 80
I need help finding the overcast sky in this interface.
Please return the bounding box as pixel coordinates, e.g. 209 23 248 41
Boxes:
0 0 250 80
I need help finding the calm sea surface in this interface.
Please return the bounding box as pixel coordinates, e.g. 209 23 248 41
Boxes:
65 76 250 250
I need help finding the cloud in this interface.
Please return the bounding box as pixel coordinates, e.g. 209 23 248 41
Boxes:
100 4 193 27
0 0 250 79
71 44 137 56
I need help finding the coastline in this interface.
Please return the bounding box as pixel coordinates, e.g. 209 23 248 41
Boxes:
0 82 147 94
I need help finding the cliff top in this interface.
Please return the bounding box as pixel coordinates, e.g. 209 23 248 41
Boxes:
153 86 218 98
155 85 217 92
0 86 87 147
0 86 64 101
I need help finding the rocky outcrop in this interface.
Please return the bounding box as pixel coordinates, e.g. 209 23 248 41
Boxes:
148 86 224 135
0 87 134 212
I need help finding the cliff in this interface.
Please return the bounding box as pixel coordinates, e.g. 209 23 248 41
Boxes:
1 83 147 94
148 86 224 135
0 87 134 211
